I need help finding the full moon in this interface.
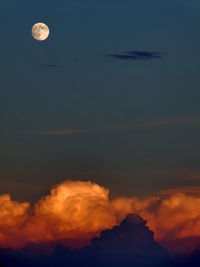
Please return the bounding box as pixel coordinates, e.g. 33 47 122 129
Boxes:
32 22 50 41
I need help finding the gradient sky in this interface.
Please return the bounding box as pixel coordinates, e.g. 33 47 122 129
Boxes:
1 0 200 201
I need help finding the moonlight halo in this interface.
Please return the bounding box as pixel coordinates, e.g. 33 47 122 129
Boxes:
32 22 50 41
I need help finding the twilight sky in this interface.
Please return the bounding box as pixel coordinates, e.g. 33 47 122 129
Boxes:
1 0 200 201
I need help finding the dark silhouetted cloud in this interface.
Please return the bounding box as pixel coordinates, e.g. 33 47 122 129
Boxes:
0 213 199 267
107 50 162 60
0 214 170 267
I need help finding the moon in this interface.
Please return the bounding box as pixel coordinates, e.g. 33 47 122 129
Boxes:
32 23 50 41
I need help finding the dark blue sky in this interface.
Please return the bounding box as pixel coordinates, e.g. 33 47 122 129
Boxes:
1 0 200 200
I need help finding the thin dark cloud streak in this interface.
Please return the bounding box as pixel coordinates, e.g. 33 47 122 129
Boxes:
107 51 162 61
41 64 58 68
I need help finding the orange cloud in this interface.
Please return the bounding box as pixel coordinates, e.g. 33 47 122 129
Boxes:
26 181 116 246
0 194 30 248
0 181 117 249
1 181 200 254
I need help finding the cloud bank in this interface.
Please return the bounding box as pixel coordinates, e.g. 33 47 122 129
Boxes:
1 180 200 254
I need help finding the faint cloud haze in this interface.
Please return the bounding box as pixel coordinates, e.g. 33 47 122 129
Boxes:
32 116 200 136
40 128 81 136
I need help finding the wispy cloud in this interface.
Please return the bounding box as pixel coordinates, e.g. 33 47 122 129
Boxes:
107 50 162 61
141 117 200 128
30 117 200 136
157 186 200 197
37 128 81 136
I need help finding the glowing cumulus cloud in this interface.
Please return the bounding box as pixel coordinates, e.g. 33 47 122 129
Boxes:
1 180 200 254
